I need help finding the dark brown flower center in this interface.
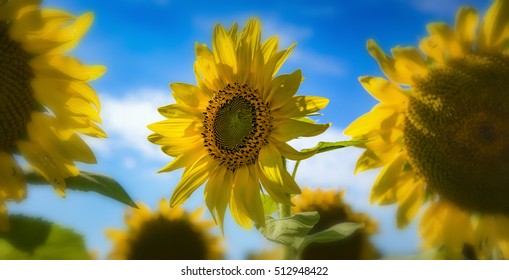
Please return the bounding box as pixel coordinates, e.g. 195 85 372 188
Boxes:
202 82 272 172
0 21 35 151
127 216 211 260
405 53 509 214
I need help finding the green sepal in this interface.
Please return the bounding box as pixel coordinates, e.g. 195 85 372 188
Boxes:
25 170 137 208
0 215 91 260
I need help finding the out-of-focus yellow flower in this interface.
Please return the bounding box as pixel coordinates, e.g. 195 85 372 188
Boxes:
107 200 224 260
292 188 379 260
0 0 106 230
346 0 509 259
148 18 329 230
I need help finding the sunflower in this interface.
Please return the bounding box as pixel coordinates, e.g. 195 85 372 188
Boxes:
106 200 223 260
148 18 329 230
346 0 509 259
291 188 379 260
246 247 283 260
0 0 105 230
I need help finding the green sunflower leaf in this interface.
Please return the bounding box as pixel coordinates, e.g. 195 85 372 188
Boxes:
300 139 369 155
25 170 137 208
259 211 319 248
296 222 363 259
0 215 90 260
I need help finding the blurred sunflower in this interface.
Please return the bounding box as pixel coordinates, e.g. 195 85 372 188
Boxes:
106 200 223 260
292 188 379 260
346 0 509 259
148 18 329 229
246 247 283 260
0 0 105 230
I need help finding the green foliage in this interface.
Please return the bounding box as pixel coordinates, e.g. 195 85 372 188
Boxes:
260 212 363 259
0 215 90 260
25 170 137 208
296 222 364 259
300 139 369 155
259 212 319 247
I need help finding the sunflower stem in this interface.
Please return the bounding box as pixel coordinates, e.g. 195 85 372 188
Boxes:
279 157 294 259
278 197 293 260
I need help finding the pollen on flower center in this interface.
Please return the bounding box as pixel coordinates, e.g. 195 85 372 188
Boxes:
202 82 272 172
405 53 509 214
0 21 35 151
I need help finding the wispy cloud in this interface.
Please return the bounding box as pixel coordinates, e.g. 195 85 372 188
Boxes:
290 49 347 77
87 88 173 162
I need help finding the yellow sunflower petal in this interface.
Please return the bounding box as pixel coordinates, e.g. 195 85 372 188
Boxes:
273 95 329 119
271 118 330 142
170 83 209 109
367 39 411 84
157 104 202 119
455 6 479 49
194 43 221 91
258 144 301 194
30 55 106 82
169 155 211 207
21 12 93 54
157 148 206 173
212 23 237 79
263 42 296 83
227 22 238 43
358 76 407 104
396 180 425 228
261 36 279 62
267 69 301 107
370 153 405 204
344 105 396 137
204 166 232 231
239 18 261 59
479 0 509 51
0 152 25 201
426 22 463 58
392 46 429 81
229 189 252 229
17 140 66 193
270 138 317 161
0 0 39 21
232 166 265 226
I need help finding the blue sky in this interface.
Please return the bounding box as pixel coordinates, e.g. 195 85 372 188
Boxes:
9 0 490 259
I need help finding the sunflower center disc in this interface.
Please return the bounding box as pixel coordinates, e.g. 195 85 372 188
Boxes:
0 21 35 151
405 53 509 214
202 82 272 172
127 216 208 260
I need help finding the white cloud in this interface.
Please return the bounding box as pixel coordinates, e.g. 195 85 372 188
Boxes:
261 17 313 47
87 88 173 162
290 49 347 77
